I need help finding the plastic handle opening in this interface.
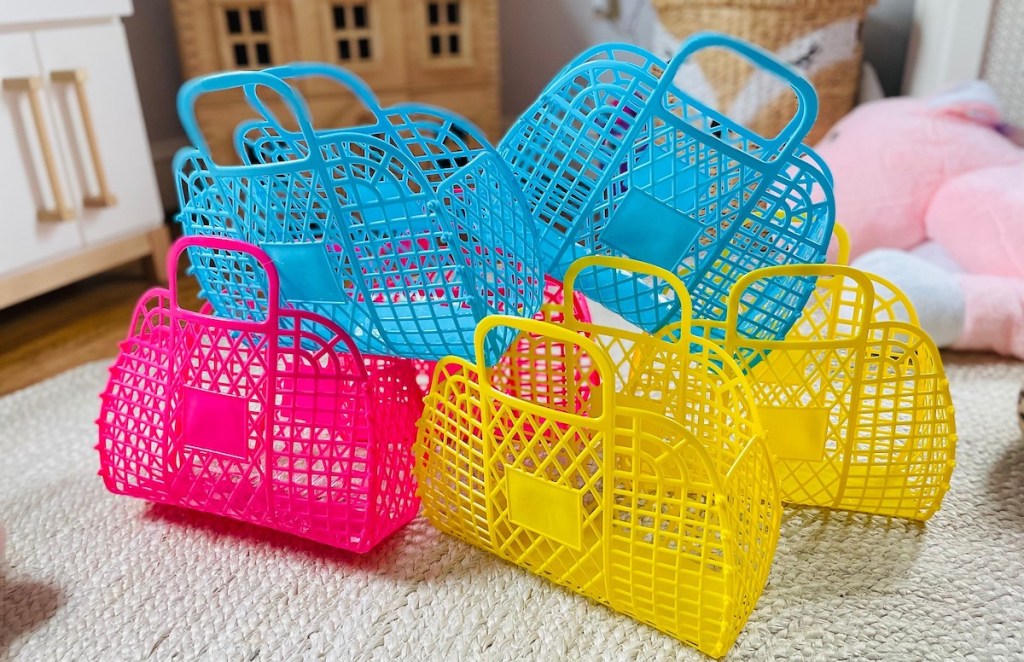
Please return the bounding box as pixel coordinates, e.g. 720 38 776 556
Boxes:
177 70 319 173
657 31 818 155
474 315 616 424
167 236 281 328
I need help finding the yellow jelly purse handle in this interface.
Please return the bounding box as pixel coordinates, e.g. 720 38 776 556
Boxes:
826 221 920 324
832 222 851 266
474 314 617 427
724 262 878 353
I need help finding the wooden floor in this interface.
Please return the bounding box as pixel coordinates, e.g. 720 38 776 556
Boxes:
0 259 199 396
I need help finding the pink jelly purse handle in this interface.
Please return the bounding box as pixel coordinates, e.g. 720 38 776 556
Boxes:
167 236 281 331
283 309 371 380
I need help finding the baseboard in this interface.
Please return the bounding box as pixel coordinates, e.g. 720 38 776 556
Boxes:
0 226 168 309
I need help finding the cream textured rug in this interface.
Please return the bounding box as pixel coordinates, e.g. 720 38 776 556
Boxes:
2 356 1023 660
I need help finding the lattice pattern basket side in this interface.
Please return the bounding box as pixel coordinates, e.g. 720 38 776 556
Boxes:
97 290 178 501
497 35 834 342
97 238 422 552
175 65 543 364
414 256 779 658
726 264 957 520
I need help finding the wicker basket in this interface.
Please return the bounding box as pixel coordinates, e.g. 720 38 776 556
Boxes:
653 0 876 144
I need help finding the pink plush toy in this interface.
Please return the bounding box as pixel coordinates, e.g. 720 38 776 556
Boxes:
815 82 1024 359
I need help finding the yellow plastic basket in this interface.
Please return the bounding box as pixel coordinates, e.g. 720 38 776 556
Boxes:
415 256 780 658
687 246 956 520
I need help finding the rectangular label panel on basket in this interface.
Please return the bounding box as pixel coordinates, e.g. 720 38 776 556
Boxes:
183 386 249 459
758 406 829 463
262 242 347 304
506 468 584 550
600 188 700 272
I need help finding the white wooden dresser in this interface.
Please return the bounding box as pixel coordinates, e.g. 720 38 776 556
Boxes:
0 0 167 309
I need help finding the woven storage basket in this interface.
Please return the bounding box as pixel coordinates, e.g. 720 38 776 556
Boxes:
652 0 876 144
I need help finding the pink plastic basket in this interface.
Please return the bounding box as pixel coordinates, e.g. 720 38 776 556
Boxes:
411 276 593 394
96 236 422 552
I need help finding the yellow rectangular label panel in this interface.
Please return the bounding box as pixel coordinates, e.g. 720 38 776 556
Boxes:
507 468 583 550
758 406 829 462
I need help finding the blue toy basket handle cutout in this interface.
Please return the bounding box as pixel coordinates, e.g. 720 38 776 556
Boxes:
259 62 381 109
657 31 818 157
798 146 835 188
177 69 320 174
229 64 390 168
251 63 395 135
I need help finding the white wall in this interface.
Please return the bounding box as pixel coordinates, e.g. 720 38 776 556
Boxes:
498 0 656 116
123 0 186 209
902 0 994 96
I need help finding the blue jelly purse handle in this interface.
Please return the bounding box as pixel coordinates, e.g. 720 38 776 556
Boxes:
655 31 818 156
800 146 834 188
262 62 379 104
177 70 321 174
250 62 385 124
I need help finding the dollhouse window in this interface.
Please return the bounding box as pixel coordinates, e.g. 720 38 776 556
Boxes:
330 2 374 63
221 5 274 68
425 1 467 60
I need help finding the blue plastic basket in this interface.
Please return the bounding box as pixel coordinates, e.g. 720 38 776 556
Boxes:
498 33 835 342
174 63 543 365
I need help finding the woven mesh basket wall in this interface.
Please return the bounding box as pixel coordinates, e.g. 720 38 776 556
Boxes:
653 0 877 145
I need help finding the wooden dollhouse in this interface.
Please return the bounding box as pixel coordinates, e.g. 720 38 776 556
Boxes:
170 0 501 157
